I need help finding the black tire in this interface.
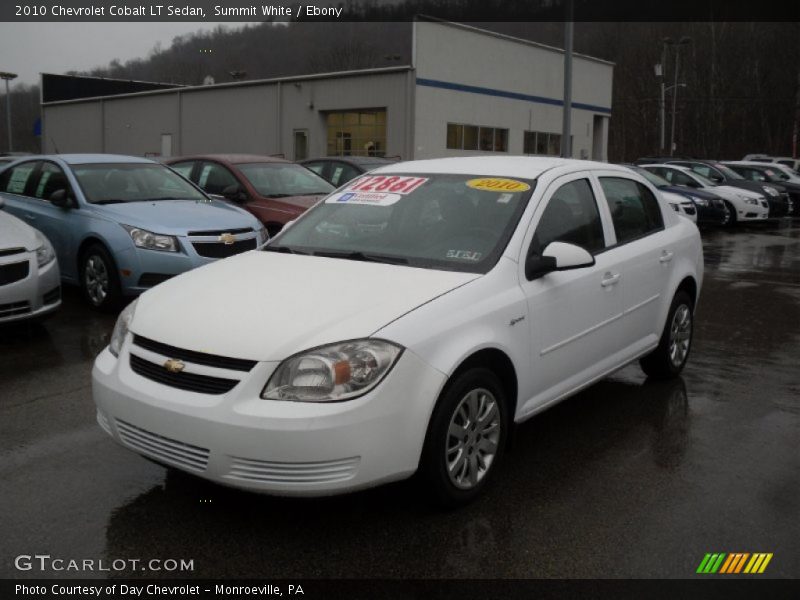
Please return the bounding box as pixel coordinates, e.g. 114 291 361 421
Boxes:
80 243 122 311
723 201 737 227
640 290 694 379
420 368 508 508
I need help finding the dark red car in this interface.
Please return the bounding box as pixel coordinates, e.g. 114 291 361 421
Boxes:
165 154 335 236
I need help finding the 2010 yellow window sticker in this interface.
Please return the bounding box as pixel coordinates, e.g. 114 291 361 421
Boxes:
466 178 531 193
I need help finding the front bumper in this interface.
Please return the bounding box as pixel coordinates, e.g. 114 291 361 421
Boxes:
92 341 446 496
0 253 61 324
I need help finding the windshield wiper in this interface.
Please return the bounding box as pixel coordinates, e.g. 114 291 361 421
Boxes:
262 245 310 255
264 193 293 199
313 250 408 265
92 199 128 205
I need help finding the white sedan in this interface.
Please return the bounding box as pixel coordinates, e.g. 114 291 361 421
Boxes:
661 189 698 223
93 157 703 506
642 164 768 224
0 198 61 323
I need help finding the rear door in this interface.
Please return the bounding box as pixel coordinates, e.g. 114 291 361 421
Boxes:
594 172 676 351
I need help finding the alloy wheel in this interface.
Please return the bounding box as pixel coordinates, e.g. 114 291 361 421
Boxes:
446 388 501 490
669 304 692 368
84 255 109 306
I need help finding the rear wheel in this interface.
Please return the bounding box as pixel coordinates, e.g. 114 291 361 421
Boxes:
80 243 121 311
420 368 508 508
640 291 694 379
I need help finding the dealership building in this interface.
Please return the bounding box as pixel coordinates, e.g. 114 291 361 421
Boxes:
41 20 614 162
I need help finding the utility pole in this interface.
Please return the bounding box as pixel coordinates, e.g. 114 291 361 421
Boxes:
669 37 691 156
0 71 17 153
561 0 573 158
657 39 671 153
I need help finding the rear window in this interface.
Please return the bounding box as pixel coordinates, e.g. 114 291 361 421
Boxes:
600 177 664 245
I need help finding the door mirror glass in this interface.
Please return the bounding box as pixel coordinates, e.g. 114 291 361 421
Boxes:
48 188 71 208
222 184 247 202
526 242 595 280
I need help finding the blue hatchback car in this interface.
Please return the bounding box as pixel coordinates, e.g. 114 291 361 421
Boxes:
0 154 267 309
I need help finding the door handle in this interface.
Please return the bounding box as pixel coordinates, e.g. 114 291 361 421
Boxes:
601 273 621 287
659 250 674 264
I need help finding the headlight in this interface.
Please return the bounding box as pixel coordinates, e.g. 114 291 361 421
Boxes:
688 195 708 207
33 231 56 268
123 225 178 252
763 186 779 197
744 198 758 205
109 299 137 358
262 339 403 402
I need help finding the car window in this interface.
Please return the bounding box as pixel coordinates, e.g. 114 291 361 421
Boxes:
71 163 207 203
32 162 70 201
197 162 239 195
530 178 605 256
329 163 361 187
169 161 196 179
304 162 325 176
0 161 37 195
238 163 334 197
600 177 664 245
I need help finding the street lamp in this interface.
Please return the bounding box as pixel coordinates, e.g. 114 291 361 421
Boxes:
669 36 691 156
0 71 17 153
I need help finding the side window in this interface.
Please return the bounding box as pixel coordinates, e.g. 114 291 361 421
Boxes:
330 162 360 187
169 161 196 180
33 162 69 201
304 162 325 176
600 177 664 245
0 162 37 195
531 178 605 256
197 162 239 195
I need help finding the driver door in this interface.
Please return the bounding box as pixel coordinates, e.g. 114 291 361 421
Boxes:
518 173 625 414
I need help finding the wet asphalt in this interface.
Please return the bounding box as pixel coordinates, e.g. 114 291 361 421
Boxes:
1 221 798 580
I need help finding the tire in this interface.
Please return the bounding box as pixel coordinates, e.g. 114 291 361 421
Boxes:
640 290 694 379
723 201 737 227
420 368 508 508
80 243 122 311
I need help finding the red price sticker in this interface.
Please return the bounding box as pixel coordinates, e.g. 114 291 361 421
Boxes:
347 175 428 195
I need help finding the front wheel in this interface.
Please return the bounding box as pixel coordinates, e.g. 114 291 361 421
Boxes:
640 291 694 379
420 368 508 508
80 243 122 311
723 201 737 227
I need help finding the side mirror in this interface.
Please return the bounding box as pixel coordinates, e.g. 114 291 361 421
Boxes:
49 189 72 208
525 241 595 281
222 184 247 202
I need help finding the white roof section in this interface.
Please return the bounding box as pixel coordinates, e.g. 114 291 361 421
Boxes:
372 156 630 178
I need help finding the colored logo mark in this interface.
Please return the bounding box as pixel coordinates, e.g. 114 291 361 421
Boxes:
696 553 773 574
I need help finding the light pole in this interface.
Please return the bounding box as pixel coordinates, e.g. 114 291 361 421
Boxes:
656 38 671 153
0 71 17 153
561 0 573 158
669 37 691 156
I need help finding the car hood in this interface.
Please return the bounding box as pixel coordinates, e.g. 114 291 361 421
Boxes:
0 210 39 251
131 250 480 362
661 191 691 204
89 199 257 234
251 194 328 210
724 180 784 195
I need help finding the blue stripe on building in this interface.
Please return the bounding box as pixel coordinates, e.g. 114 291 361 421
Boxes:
415 78 612 115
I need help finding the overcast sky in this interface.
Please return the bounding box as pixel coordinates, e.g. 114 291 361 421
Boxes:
0 22 250 86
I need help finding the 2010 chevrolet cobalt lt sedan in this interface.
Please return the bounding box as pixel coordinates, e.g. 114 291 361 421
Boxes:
93 157 703 506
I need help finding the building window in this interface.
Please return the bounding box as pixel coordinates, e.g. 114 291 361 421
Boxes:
447 123 508 152
524 130 563 156
326 109 387 157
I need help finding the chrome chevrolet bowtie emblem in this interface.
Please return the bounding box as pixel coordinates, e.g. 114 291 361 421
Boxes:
163 359 185 373
219 233 235 245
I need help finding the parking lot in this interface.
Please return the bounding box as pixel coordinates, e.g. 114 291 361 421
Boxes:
1 220 798 580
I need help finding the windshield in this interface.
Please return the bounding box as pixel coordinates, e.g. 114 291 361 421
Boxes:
689 170 717 187
238 163 334 197
633 167 669 188
713 163 744 180
268 173 535 274
71 163 207 204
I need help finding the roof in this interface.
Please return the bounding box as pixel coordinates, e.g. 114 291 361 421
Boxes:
167 154 289 165
371 156 630 178
16 154 155 165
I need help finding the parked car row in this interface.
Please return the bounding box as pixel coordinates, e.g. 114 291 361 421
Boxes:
634 157 796 224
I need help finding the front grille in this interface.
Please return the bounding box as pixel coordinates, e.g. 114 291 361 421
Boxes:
0 300 30 317
187 228 252 237
761 201 769 208
712 199 725 209
0 247 25 257
116 419 210 472
192 238 257 259
227 456 360 485
130 354 240 395
132 335 256 371
683 205 696 215
138 273 175 288
0 261 29 286
42 286 61 305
